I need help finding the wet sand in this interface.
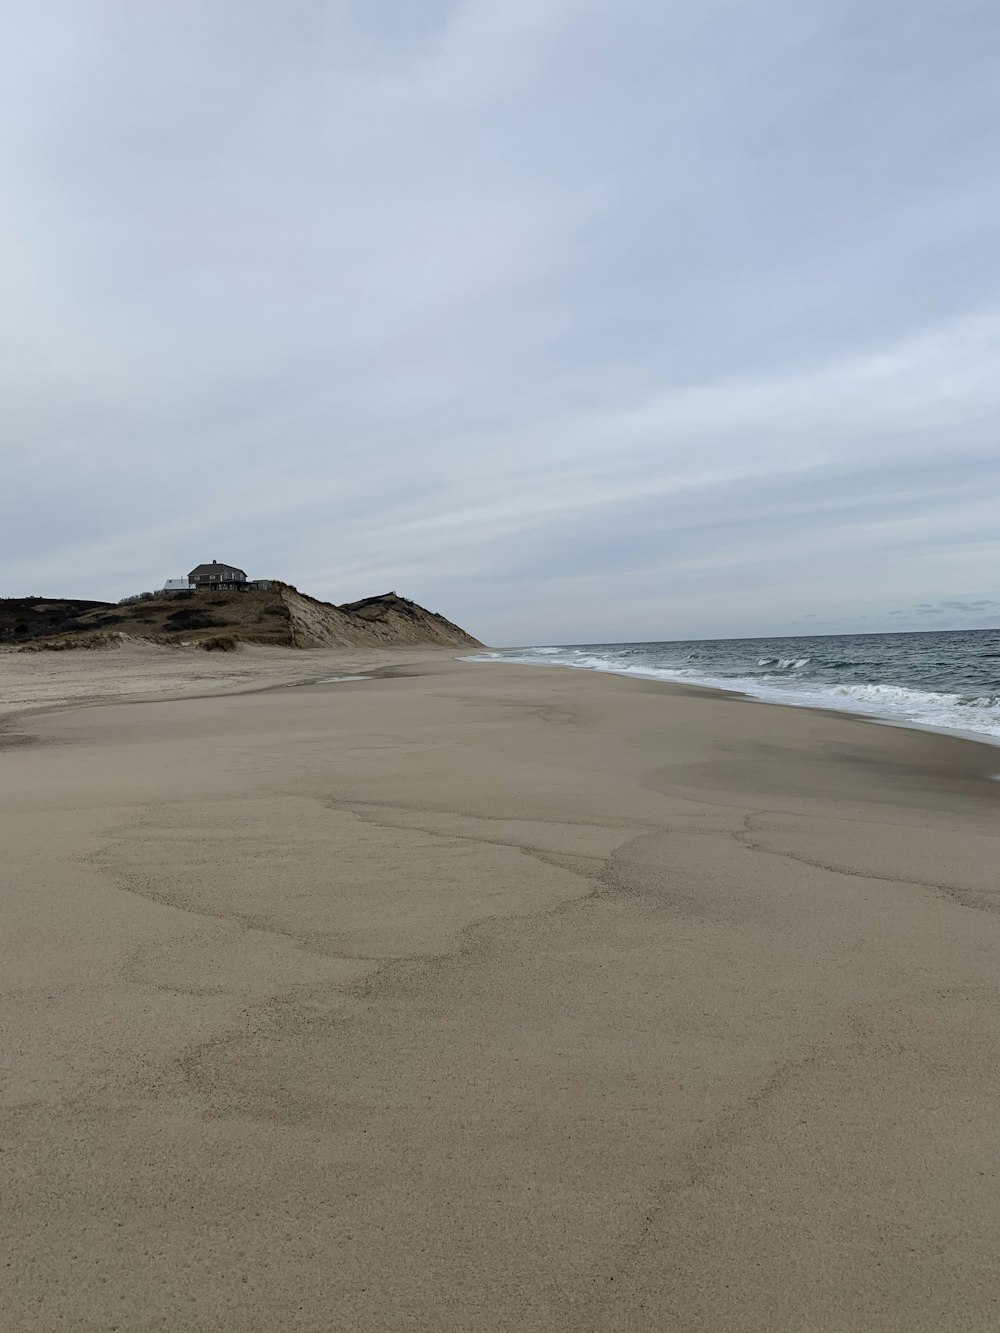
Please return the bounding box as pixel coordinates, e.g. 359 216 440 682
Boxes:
2 649 1000 1331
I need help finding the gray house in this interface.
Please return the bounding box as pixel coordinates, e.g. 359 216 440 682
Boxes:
188 561 248 591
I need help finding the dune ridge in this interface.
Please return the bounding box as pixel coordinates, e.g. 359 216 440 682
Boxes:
1 584 481 651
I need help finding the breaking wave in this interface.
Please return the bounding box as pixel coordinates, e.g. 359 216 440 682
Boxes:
757 656 810 670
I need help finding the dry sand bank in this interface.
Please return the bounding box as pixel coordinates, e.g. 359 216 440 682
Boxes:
0 641 417 725
2 649 1000 1331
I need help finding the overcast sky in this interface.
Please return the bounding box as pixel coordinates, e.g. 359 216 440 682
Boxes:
2 1 999 644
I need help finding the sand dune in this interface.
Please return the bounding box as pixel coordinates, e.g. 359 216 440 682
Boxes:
1 586 481 651
2 649 1000 1330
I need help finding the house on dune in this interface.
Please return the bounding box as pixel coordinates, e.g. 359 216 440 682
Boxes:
157 561 273 594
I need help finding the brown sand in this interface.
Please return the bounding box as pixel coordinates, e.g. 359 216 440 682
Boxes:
2 648 1000 1331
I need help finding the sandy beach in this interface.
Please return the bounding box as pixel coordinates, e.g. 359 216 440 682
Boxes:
3 646 1000 1332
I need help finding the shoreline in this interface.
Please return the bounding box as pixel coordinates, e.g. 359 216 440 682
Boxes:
465 649 1000 753
3 651 1000 1330
6 635 998 761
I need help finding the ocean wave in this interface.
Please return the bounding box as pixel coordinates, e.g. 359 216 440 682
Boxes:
812 682 1000 738
757 657 810 669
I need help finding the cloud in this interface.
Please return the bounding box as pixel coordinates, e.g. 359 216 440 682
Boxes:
2 0 1000 642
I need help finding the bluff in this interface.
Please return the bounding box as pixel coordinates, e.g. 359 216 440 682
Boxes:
0 585 481 651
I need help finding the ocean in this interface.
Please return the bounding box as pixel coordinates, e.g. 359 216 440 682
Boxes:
466 629 1000 743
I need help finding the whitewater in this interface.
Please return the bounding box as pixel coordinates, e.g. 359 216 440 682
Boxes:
466 628 1000 743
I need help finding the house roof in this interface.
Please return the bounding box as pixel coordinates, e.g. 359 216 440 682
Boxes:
188 561 247 579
